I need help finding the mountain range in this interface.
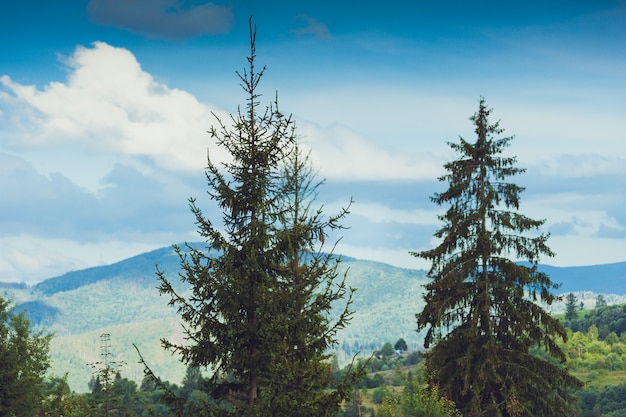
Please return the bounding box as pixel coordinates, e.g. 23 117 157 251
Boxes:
2 243 626 392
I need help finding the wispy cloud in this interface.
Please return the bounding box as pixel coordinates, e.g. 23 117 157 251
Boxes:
299 122 443 181
86 0 233 40
0 153 197 240
291 15 331 40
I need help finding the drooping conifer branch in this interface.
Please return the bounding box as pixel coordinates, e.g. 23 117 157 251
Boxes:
413 98 583 417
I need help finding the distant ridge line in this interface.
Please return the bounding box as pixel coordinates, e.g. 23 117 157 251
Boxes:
19 242 626 296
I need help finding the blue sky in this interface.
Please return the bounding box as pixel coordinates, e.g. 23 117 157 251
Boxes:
1 1 625 284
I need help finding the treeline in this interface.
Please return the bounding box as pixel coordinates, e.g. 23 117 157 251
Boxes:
6 356 253 416
560 301 626 375
576 382 626 417
8 300 626 417
38 349 434 417
558 301 626 416
564 297 626 340
9 365 213 417
338 306 626 417
562 324 626 372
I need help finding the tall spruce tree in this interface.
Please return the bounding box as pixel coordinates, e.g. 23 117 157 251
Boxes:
155 20 361 417
259 145 362 416
564 293 579 321
412 98 583 417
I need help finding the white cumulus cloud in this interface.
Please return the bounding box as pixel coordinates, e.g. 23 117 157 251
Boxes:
0 42 229 174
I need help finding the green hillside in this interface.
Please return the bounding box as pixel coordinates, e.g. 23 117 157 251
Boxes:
4 244 626 392
49 317 188 393
3 245 431 391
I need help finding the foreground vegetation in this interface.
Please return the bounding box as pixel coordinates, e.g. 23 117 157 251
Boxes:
6 295 626 416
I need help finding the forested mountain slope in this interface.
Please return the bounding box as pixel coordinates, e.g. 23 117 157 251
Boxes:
2 243 626 391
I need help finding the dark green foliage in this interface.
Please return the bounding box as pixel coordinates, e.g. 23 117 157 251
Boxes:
372 386 388 404
254 145 363 416
380 342 395 358
156 22 296 412
566 303 626 340
404 350 422 366
597 294 608 309
575 383 626 417
394 338 408 352
179 366 211 416
180 365 205 399
154 20 361 416
351 371 385 389
138 375 183 417
412 98 583 416
0 295 51 417
109 372 141 416
565 293 579 320
41 374 73 415
40 374 92 417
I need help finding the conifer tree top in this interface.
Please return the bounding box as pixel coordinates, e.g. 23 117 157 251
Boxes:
413 98 583 417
